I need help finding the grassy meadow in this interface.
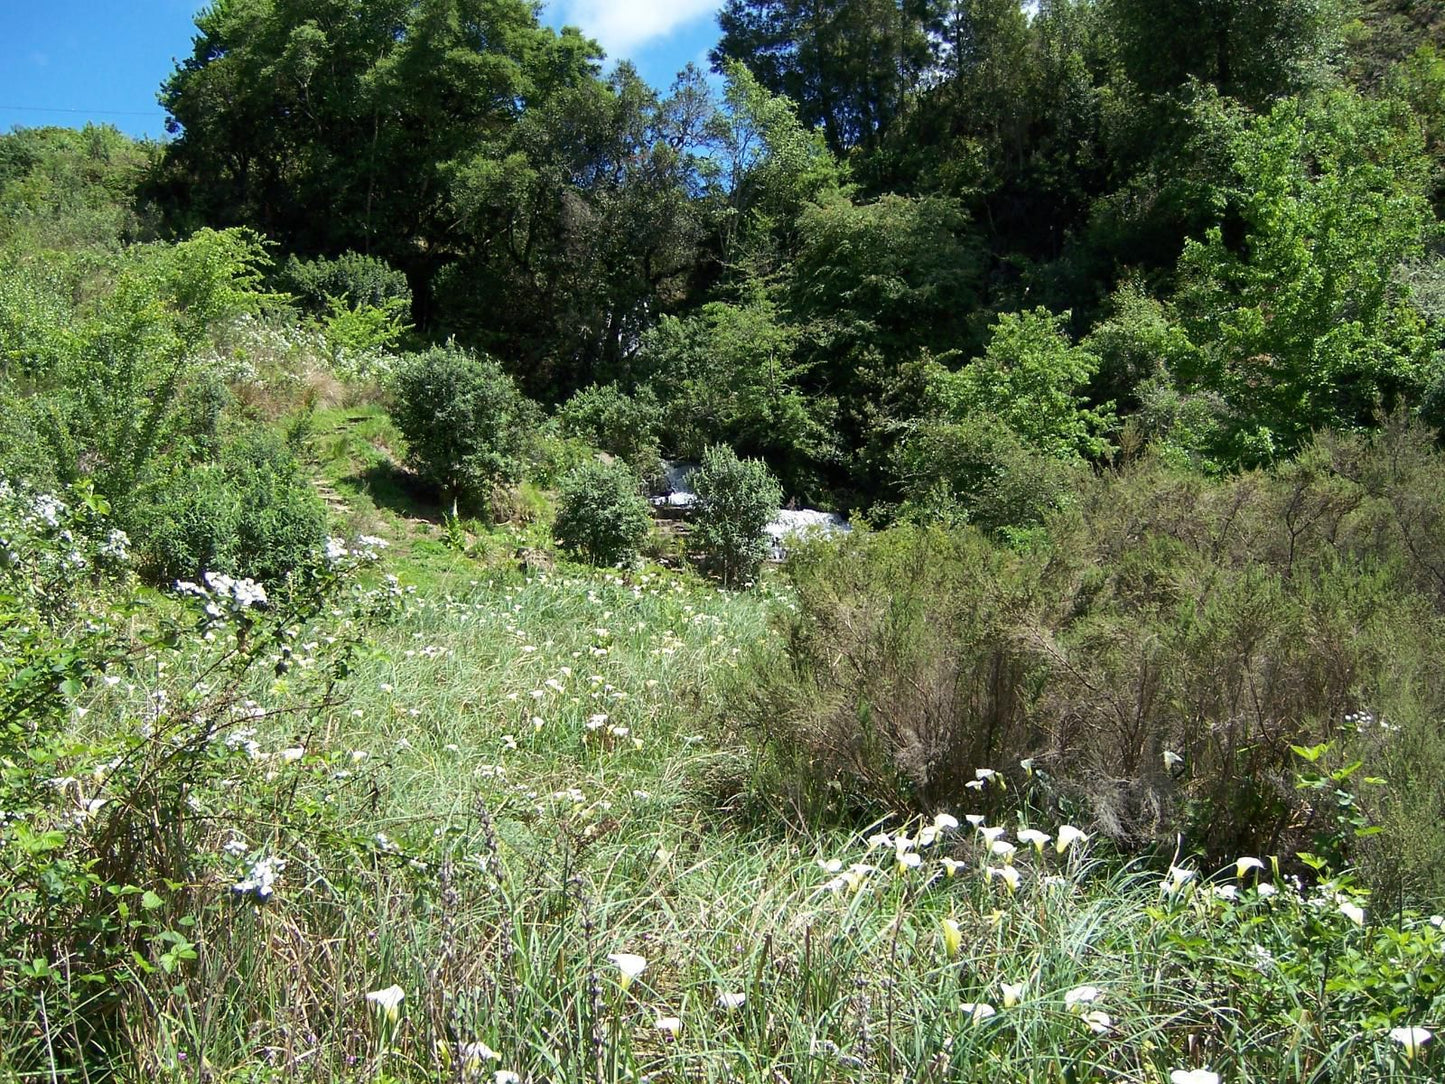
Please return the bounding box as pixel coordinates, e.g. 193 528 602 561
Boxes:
6 450 1427 1084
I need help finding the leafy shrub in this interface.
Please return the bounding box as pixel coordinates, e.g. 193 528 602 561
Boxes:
279 251 411 316
552 459 652 567
556 383 663 474
0 483 393 1076
132 429 327 586
17 229 274 516
691 444 782 587
389 345 541 514
894 413 1084 534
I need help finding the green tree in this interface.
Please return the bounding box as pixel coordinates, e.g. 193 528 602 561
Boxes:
691 443 783 587
389 345 540 512
552 459 653 566
928 307 1114 461
1102 0 1341 109
712 0 937 153
1172 89 1435 463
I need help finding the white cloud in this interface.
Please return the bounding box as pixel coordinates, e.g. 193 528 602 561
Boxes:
552 0 719 56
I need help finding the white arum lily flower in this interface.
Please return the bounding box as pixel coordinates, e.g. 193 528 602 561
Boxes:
1214 884 1239 901
980 826 1007 844
990 840 1018 863
965 779 984 791
1081 1010 1113 1034
975 768 997 782
1017 829 1050 854
867 832 893 850
1170 1070 1220 1084
986 865 1020 893
1063 985 1102 1012
933 812 959 831
1001 981 1025 1008
917 825 939 847
654 1016 682 1037
965 814 986 828
1020 757 1036 777
1338 899 1365 925
941 917 962 959
961 1001 996 1022
1235 856 1265 879
1163 750 1184 770
716 991 746 1010
817 858 843 873
1257 882 1278 898
896 851 922 872
1389 1026 1432 1059
460 1042 502 1069
942 857 963 878
366 984 405 1023
1161 866 1196 896
606 952 648 989
495 1072 521 1084
1055 825 1087 854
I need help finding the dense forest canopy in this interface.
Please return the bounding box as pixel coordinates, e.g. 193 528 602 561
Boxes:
6 0 1445 509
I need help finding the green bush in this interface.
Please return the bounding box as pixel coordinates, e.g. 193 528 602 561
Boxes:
278 251 411 316
133 429 327 586
552 459 653 567
556 383 663 475
389 345 541 514
691 444 782 587
894 412 1083 534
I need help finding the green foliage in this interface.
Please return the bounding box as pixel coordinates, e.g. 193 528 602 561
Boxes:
712 0 937 152
131 429 328 587
705 60 849 265
15 228 274 516
635 291 834 495
1103 0 1341 109
691 444 783 587
930 307 1115 461
556 383 663 473
0 124 157 250
1172 89 1435 464
894 413 1084 534
0 482 393 1076
278 251 412 316
552 459 653 567
389 344 541 513
738 424 1445 889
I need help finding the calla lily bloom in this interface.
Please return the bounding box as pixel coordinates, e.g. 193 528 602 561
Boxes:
933 812 959 830
990 840 1018 863
965 814 986 828
716 991 746 1010
365 984 405 1023
1001 981 1025 1008
941 917 962 959
1082 1010 1112 1034
1389 1026 1432 1059
942 857 963 878
1338 899 1365 925
1055 825 1087 854
961 1001 996 1022
1017 829 1050 853
1170 1070 1220 1084
987 865 1020 893
1235 856 1265 879
606 952 648 989
655 1016 682 1037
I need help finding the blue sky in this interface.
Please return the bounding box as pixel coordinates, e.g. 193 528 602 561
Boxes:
0 2 723 141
